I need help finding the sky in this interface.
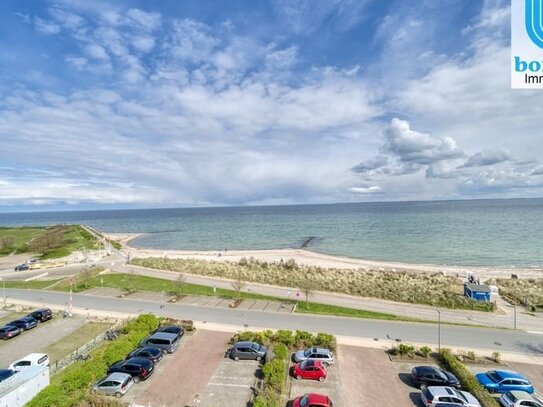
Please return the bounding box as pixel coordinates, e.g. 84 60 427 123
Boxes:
0 0 542 212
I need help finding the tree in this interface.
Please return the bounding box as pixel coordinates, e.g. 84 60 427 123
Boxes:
231 269 246 300
298 276 317 308
170 273 187 298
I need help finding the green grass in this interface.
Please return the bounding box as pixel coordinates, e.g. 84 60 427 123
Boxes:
43 322 113 363
0 227 46 256
109 240 122 250
2 279 63 290
40 225 100 259
295 301 411 321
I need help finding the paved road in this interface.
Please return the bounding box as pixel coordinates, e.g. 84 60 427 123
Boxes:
5 288 543 356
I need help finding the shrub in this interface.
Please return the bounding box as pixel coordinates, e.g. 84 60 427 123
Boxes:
273 343 289 361
294 330 314 348
314 333 336 351
491 351 501 363
440 349 499 407
419 346 432 358
397 343 415 357
273 330 294 346
467 351 476 361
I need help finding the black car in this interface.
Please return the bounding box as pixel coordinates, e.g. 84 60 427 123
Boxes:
0 325 22 340
107 357 154 383
28 308 53 322
0 369 15 383
14 264 30 271
411 366 460 389
154 325 184 338
126 347 163 365
7 316 38 331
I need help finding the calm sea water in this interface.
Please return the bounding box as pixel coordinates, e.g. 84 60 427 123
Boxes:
0 199 542 267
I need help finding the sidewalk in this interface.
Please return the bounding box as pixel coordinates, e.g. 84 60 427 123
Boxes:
115 264 543 330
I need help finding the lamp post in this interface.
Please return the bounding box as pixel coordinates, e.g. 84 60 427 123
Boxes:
437 309 442 352
514 304 517 330
0 278 5 306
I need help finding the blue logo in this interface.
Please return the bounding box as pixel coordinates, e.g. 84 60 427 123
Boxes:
526 0 543 49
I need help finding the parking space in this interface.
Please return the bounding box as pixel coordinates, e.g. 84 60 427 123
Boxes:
0 314 87 367
199 359 259 407
127 329 232 407
338 345 420 407
508 362 543 392
289 361 343 406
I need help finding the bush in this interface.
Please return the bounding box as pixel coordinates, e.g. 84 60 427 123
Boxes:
272 343 289 361
294 330 313 348
440 349 499 407
397 343 415 357
467 351 476 361
419 346 432 358
314 333 336 351
273 330 294 346
27 314 160 407
491 351 501 363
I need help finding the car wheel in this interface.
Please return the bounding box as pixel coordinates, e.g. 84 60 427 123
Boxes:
323 362 330 367
115 392 123 398
318 376 325 382
162 349 168 355
234 356 240 361
296 375 302 380
256 356 262 362
133 377 140 384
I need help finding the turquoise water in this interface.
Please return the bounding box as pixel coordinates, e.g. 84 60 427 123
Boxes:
0 199 542 267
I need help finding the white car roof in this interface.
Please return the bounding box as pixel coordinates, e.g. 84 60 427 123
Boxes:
16 353 48 362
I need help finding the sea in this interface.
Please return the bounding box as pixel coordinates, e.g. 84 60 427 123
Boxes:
0 199 542 268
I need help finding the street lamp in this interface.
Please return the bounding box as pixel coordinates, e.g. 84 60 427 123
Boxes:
436 309 441 353
0 278 5 307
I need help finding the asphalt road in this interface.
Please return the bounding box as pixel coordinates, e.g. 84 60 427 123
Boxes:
5 288 543 355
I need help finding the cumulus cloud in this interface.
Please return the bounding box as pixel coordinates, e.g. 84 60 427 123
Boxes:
351 156 388 173
462 149 512 168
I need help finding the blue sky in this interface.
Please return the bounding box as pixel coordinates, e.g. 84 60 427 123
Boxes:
1 0 542 212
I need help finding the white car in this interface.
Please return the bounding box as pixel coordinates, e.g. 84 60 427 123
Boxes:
500 391 543 407
421 386 481 407
9 353 49 372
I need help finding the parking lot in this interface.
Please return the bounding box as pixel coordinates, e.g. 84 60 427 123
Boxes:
0 312 91 367
289 358 343 405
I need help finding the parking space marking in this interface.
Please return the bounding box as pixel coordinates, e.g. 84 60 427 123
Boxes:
208 383 252 388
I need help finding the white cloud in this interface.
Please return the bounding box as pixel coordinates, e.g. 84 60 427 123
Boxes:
34 17 61 34
348 186 382 194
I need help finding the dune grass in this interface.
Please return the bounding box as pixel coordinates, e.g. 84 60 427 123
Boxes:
489 278 543 307
130 257 495 311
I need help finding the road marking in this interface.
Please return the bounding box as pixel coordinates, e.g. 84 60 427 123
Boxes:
208 383 252 388
527 330 543 335
211 376 251 380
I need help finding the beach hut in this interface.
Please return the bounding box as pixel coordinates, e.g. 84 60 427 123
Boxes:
464 282 491 302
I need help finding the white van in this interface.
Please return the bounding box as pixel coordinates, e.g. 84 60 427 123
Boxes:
9 353 49 371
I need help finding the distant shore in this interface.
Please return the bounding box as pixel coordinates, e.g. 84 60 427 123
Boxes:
106 232 543 279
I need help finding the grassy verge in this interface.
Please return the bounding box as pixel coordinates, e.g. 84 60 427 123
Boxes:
0 226 46 256
295 301 412 321
43 322 113 363
3 279 63 290
27 314 160 407
131 257 495 312
0 312 26 326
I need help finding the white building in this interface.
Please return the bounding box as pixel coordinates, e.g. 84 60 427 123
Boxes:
0 366 49 407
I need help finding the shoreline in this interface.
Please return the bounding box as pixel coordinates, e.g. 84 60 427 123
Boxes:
106 232 543 278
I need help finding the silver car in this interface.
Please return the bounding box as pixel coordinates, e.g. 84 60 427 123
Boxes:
93 372 134 398
293 347 334 366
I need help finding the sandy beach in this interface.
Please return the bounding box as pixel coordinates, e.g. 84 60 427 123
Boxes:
107 232 543 279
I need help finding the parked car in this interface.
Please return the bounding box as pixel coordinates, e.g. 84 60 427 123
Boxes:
14 264 30 271
28 308 53 322
140 332 180 354
107 357 154 383
0 369 15 383
412 366 461 389
154 325 184 338
6 316 38 331
229 341 267 361
292 360 327 381
421 386 481 407
499 390 543 407
0 325 22 340
9 353 49 371
93 372 134 398
126 347 163 365
475 370 534 394
293 347 334 366
291 393 334 407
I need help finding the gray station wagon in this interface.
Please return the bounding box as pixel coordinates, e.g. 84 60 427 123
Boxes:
140 332 180 354
229 341 267 361
93 372 134 398
293 347 334 366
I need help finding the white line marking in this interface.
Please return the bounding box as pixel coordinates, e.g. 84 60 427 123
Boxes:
208 383 252 388
527 331 543 335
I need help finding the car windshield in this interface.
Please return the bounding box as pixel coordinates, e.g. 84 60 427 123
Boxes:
303 349 312 357
486 371 502 383
453 389 468 403
299 360 309 369
299 396 309 407
505 392 518 403
251 343 260 350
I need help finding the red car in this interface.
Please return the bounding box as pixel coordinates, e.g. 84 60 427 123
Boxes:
292 360 327 381
292 393 333 407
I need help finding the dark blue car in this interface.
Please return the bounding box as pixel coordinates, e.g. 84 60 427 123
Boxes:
475 370 534 394
7 317 38 331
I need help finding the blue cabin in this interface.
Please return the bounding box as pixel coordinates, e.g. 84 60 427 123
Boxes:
464 283 491 302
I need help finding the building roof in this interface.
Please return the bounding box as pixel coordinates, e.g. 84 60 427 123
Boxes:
465 283 491 293
0 365 48 398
